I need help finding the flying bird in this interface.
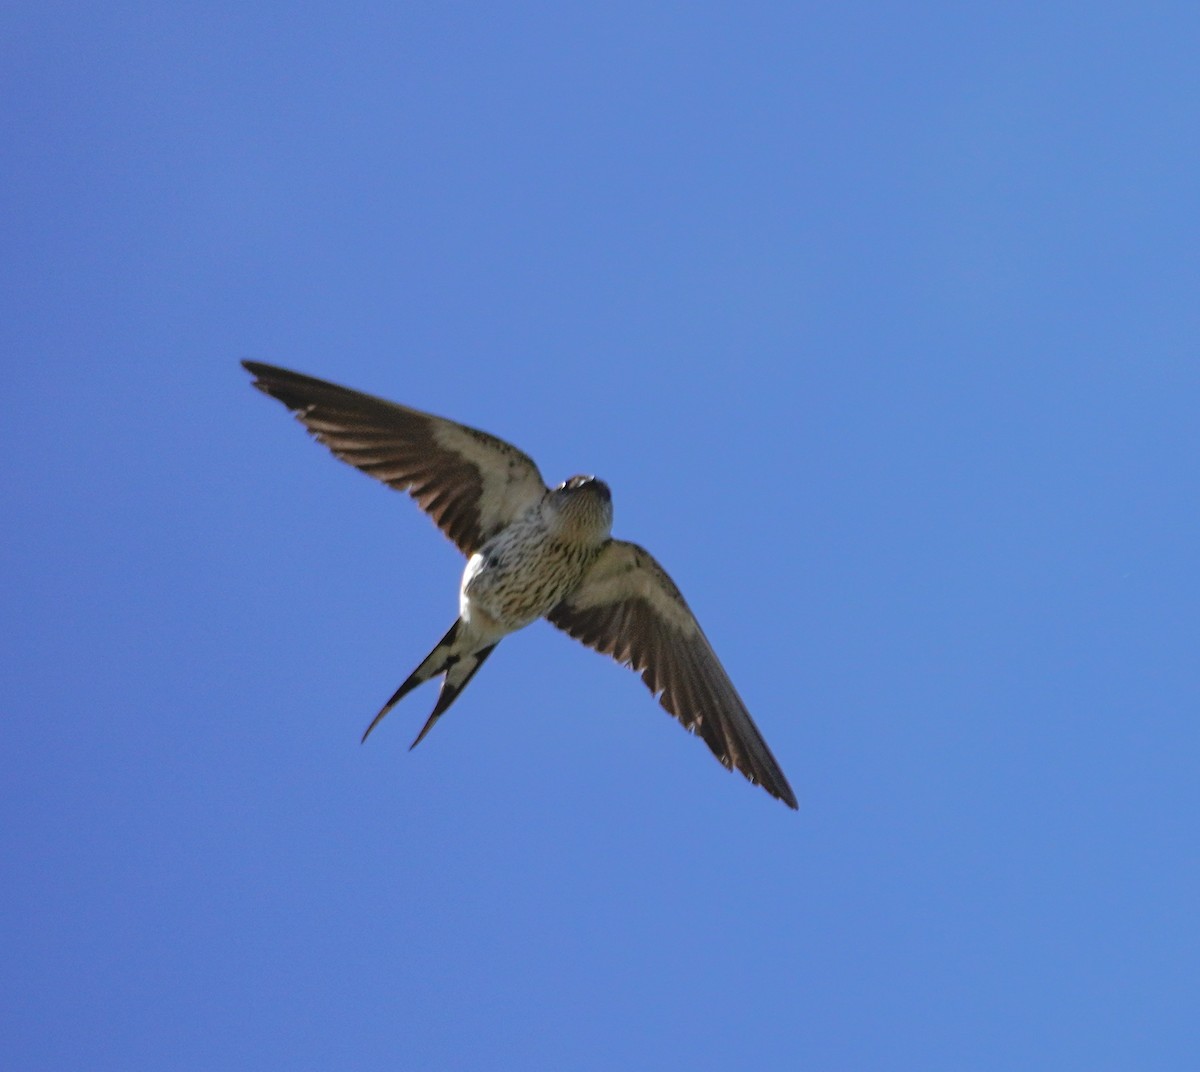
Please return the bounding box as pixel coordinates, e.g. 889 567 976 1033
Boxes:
242 361 797 808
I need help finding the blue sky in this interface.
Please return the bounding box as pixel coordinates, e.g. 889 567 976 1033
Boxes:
4 3 1198 1069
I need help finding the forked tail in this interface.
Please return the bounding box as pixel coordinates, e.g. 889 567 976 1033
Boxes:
360 620 498 748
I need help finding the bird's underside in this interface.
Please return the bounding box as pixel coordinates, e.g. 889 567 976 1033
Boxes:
243 360 798 809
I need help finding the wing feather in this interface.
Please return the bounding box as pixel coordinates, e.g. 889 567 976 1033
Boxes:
548 540 797 808
243 361 547 555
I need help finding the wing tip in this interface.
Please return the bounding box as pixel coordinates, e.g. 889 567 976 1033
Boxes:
774 783 800 810
241 358 284 387
737 758 798 810
240 360 323 411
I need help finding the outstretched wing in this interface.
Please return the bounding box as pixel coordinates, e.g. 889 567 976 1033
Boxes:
243 361 547 556
547 540 797 808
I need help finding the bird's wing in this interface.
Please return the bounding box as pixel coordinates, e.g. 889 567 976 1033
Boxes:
243 361 548 555
547 539 797 808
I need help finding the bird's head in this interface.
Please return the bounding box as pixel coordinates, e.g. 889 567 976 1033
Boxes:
550 475 613 542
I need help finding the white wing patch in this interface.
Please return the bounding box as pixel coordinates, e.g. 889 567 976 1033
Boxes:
433 421 547 539
567 541 699 638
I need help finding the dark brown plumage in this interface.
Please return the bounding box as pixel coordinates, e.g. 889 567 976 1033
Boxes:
244 361 797 808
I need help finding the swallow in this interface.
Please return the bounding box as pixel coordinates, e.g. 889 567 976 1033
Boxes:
243 361 797 808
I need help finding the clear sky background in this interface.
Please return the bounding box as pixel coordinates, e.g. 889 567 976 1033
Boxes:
4 4 1198 1069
